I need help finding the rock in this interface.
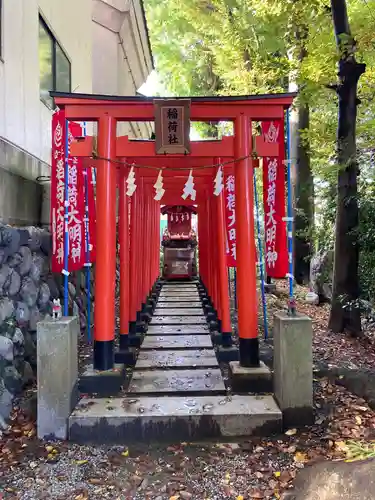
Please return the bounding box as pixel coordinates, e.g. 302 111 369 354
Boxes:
0 336 14 362
0 379 13 421
23 361 35 385
3 365 23 394
29 254 46 282
0 298 15 326
23 331 36 364
38 283 51 309
15 301 30 325
18 246 32 276
68 282 76 298
29 306 42 332
7 269 21 297
0 248 6 266
20 277 38 307
13 327 24 347
282 458 375 499
0 264 12 294
46 277 59 300
305 291 319 305
0 225 21 257
309 249 333 303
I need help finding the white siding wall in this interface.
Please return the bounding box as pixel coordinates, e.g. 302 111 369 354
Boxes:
0 0 93 167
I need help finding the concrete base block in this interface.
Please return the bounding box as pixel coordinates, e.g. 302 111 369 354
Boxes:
69 394 282 444
273 311 314 427
37 317 79 440
229 361 272 393
217 346 239 363
128 334 143 347
79 364 125 397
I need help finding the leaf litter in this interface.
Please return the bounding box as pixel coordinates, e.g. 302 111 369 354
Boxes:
1 282 375 498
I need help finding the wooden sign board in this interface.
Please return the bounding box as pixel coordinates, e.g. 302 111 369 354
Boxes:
154 99 191 154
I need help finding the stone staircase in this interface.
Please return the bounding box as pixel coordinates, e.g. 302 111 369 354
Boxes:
69 281 282 444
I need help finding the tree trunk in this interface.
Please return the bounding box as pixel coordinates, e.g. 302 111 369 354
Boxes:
288 26 314 285
328 0 366 335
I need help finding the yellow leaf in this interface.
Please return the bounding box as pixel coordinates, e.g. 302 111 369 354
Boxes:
121 450 129 457
274 491 281 499
225 473 231 480
169 496 180 500
355 416 362 425
237 496 244 500
285 428 297 436
45 445 54 452
74 460 88 465
274 471 281 478
335 441 348 452
294 452 308 463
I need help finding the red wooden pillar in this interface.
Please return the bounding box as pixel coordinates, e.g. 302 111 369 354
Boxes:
94 115 117 370
197 202 207 288
119 166 130 349
129 185 139 334
138 179 145 316
215 167 232 346
234 113 259 367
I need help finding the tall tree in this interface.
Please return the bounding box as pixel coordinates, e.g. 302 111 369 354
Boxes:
328 0 366 335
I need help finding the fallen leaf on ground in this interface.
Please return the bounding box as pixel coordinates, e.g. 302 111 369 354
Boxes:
294 452 308 463
285 429 297 436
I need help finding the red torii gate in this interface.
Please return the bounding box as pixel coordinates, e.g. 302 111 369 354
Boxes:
52 92 294 372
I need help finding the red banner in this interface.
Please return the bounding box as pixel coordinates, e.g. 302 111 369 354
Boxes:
86 167 96 263
261 120 288 278
51 110 85 273
224 174 236 267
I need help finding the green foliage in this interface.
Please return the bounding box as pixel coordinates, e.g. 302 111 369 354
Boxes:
145 0 375 299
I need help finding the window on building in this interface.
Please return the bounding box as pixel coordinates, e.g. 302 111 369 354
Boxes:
39 16 71 107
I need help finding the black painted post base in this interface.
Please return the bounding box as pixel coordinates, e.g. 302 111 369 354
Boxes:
93 339 114 371
211 331 222 345
209 320 219 332
119 334 142 349
217 346 239 363
239 337 260 367
79 362 125 397
129 321 146 335
114 349 136 365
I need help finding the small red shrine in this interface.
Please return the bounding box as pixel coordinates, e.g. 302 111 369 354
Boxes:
161 205 197 280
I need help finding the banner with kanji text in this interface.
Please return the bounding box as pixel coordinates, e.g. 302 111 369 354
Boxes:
261 120 288 278
51 110 86 273
224 174 236 267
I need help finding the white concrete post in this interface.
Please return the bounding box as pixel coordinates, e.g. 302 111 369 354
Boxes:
37 317 79 440
273 311 314 427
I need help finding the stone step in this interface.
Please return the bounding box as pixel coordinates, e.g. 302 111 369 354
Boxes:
150 316 207 325
156 302 202 308
142 334 213 350
69 395 282 444
128 368 225 394
154 308 204 316
158 296 201 303
147 325 210 335
135 349 218 369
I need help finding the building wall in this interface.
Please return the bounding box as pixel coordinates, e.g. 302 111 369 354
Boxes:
0 0 93 225
0 0 152 226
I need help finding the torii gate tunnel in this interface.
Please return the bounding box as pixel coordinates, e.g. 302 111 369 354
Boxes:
52 92 295 372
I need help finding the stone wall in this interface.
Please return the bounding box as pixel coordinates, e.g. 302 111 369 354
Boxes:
0 225 92 427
